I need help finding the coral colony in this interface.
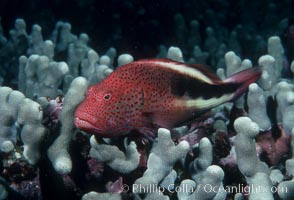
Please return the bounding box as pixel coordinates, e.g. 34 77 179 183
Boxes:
1 3 294 200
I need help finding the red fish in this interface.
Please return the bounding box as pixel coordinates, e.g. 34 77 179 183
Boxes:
74 58 261 138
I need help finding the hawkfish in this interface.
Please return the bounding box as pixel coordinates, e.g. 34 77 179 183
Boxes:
74 58 261 138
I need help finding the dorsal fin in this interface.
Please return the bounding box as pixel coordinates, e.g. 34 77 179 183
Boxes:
188 63 222 83
136 58 222 83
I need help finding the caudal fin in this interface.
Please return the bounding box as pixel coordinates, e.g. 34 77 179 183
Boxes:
224 67 262 100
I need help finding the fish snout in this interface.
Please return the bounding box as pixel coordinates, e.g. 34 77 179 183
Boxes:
74 112 106 134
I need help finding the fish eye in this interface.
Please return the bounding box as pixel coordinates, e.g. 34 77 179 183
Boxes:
104 94 111 100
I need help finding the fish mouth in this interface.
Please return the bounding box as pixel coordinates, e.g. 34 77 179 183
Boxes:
74 117 103 134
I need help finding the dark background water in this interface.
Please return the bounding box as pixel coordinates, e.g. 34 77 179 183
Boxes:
0 0 294 58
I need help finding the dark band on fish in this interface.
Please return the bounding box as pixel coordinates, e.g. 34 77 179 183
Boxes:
171 76 240 99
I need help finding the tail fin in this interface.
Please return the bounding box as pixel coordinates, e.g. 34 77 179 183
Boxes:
224 67 262 100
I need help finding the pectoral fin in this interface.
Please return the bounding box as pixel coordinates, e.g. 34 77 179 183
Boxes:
142 110 194 129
